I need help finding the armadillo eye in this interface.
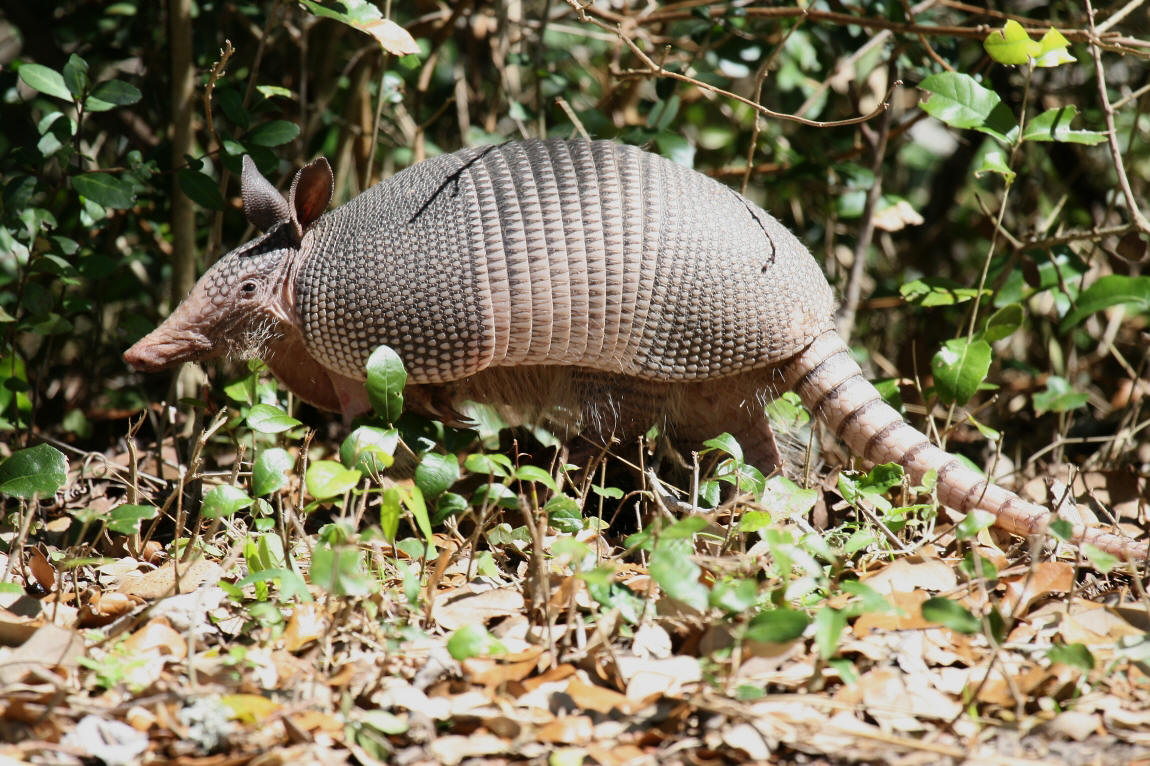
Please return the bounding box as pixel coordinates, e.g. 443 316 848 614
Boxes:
241 281 257 295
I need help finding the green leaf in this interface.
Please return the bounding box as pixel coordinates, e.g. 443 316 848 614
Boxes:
931 337 992 406
759 475 817 520
62 54 89 99
256 85 293 99
1046 642 1095 671
954 509 997 540
415 453 459 499
1034 28 1076 68
89 79 142 107
246 120 300 147
921 596 981 634
900 277 990 307
545 494 583 534
18 63 72 101
1022 106 1106 145
1060 275 1150 331
1081 544 1118 573
649 547 708 611
472 482 519 510
246 403 303 434
701 432 743 463
745 609 810 643
974 149 1016 183
654 131 695 168
177 168 226 210
710 578 759 613
253 448 294 497
981 303 1023 343
0 443 67 499
72 173 135 210
306 460 362 501
310 544 375 597
202 485 254 519
107 504 157 536
402 485 435 545
1033 376 1089 415
446 624 506 660
513 464 557 493
983 20 1040 66
365 345 407 424
919 72 1002 130
339 426 397 473
813 606 846 660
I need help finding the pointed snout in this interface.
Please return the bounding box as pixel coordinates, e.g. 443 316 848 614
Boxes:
123 325 215 371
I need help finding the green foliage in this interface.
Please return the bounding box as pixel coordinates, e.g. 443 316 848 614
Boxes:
0 443 67 499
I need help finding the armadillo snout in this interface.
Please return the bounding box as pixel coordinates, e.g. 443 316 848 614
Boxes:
123 327 214 371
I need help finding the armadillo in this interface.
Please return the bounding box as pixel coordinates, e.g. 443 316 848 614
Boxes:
124 139 1147 560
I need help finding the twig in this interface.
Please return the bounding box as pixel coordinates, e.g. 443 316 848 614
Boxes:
1085 0 1150 235
836 65 894 341
565 0 897 129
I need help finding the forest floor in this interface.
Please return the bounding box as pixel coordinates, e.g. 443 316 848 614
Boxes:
2 403 1150 766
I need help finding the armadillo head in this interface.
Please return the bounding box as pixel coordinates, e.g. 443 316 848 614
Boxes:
124 155 333 371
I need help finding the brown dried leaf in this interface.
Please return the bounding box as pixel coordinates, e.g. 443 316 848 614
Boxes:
123 617 187 660
283 602 328 652
537 714 593 744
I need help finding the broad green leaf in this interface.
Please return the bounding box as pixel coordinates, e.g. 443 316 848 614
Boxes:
72 173 135 209
90 79 142 107
202 485 254 519
1033 376 1089 415
1046 642 1095 671
1081 544 1118 573
931 337 992 406
1060 275 1150 331
545 494 583 534
974 149 1016 183
447 624 506 660
921 596 981 634
246 120 301 147
107 504 157 535
62 54 89 99
177 168 225 210
339 426 397 473
814 606 846 660
954 509 997 540
310 544 374 597
18 63 72 101
472 482 519 510
1022 106 1105 145
654 131 695 168
379 487 402 541
981 303 1023 343
415 453 459 499
919 72 1002 130
305 460 362 500
710 578 759 613
649 547 708 611
513 464 557 493
983 20 1040 66
298 0 419 55
702 432 743 463
256 85 293 99
246 403 302 434
0 443 67 499
253 448 294 496
365 345 406 424
745 609 810 643
900 277 990 307
1035 28 1075 68
759 475 817 520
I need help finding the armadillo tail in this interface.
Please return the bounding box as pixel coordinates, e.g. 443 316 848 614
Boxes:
782 330 1148 562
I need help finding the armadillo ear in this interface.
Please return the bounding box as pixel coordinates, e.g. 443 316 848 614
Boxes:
241 155 292 232
288 158 334 241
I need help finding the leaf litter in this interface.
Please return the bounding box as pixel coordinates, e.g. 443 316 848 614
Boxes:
1 421 1149 766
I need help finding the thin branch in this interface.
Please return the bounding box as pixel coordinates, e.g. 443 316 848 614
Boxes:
565 0 898 129
1086 0 1150 235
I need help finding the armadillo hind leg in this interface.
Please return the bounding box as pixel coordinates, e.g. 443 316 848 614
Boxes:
781 330 1148 561
665 376 783 474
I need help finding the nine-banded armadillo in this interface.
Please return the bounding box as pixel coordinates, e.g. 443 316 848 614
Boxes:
124 139 1146 561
